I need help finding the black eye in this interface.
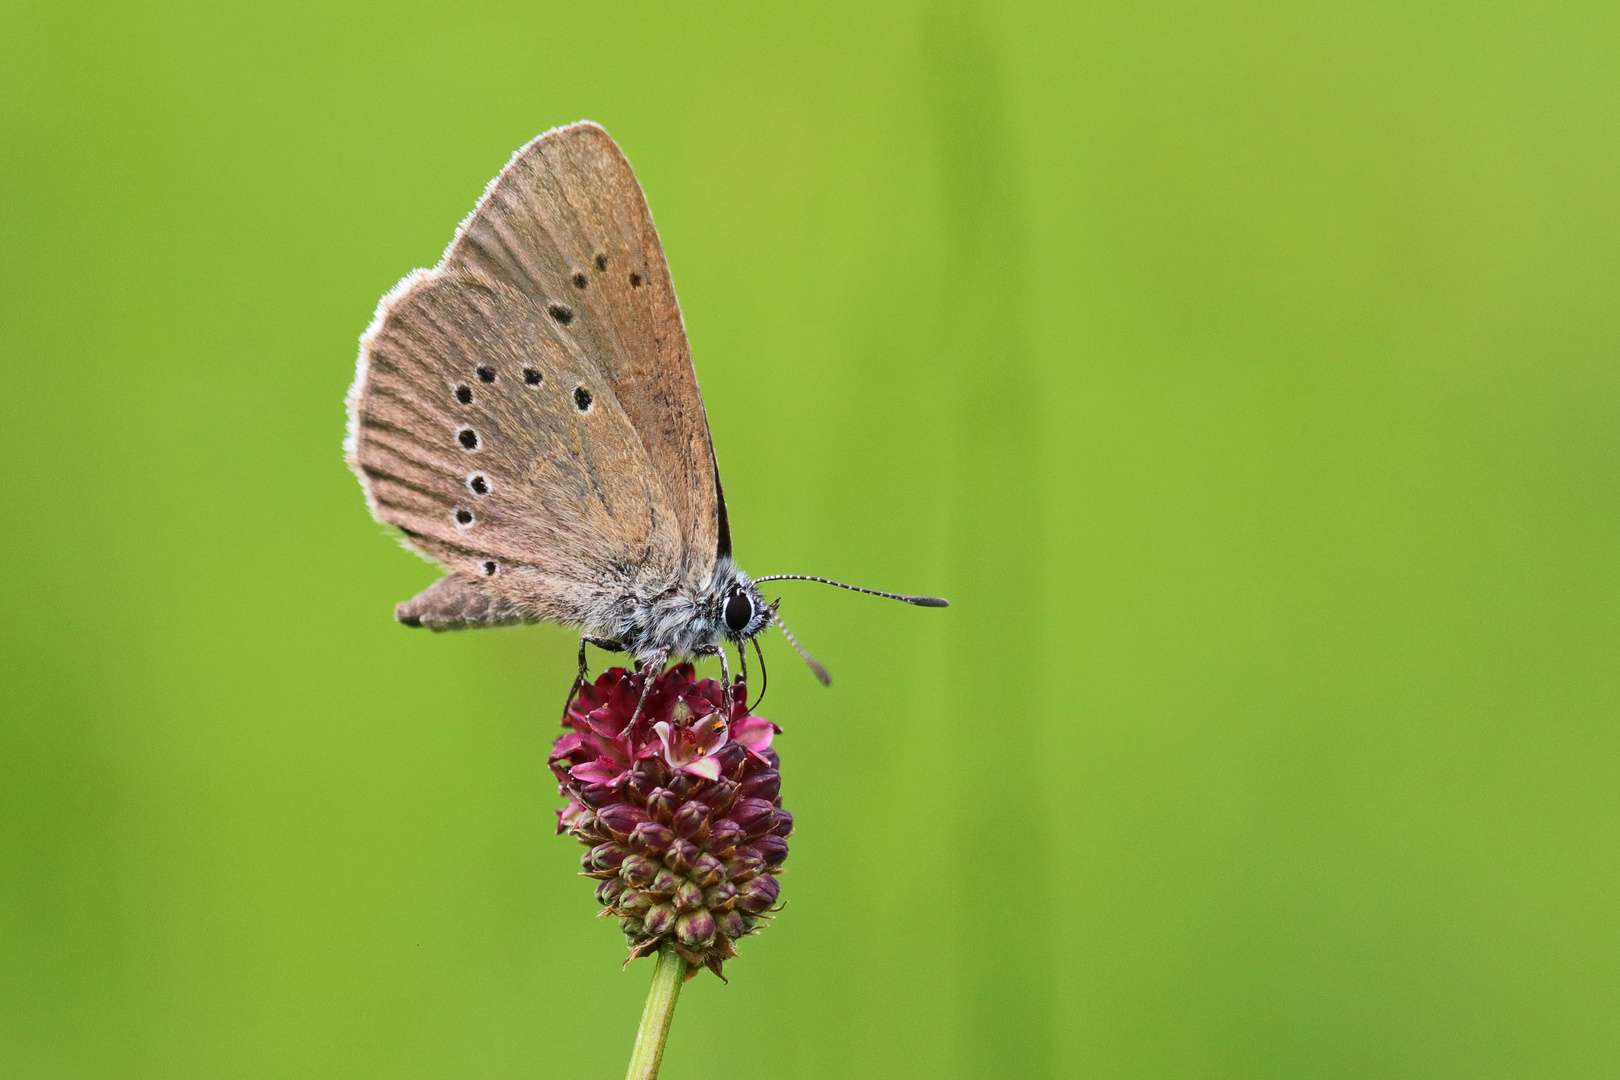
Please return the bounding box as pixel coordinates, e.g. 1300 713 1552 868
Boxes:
724 591 754 633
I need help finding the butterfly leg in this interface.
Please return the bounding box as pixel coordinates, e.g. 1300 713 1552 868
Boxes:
626 647 670 731
694 644 733 692
560 634 627 722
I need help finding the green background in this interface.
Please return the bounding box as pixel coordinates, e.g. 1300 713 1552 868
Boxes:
5 2 1618 1077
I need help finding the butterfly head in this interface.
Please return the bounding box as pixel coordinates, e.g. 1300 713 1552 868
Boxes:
720 579 776 643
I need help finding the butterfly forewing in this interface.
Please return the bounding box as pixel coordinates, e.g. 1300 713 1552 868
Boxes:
349 268 686 624
444 122 722 584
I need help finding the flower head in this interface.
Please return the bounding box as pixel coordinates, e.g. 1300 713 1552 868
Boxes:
550 663 790 978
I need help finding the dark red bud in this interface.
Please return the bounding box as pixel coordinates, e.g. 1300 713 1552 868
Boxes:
644 903 676 937
577 783 616 809
596 803 646 839
618 889 654 916
575 815 613 844
646 788 679 825
632 755 668 785
724 850 765 883
667 772 695 800
688 853 724 888
619 854 659 888
596 878 627 906
702 779 739 814
736 874 780 915
673 879 704 912
739 771 780 802
758 747 780 769
715 909 749 939
556 801 589 835
712 742 746 778
755 834 789 868
703 882 738 911
624 771 658 805
673 800 712 840
731 798 777 840
583 842 627 878
665 838 699 876
769 809 794 838
706 819 745 858
676 909 717 949
628 821 675 856
649 868 681 896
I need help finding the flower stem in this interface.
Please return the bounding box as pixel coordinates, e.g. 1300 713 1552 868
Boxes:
625 943 688 1080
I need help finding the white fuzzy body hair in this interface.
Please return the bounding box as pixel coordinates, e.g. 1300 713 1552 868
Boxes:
586 556 762 664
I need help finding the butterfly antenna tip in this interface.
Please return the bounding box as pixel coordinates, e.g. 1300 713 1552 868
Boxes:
771 611 831 686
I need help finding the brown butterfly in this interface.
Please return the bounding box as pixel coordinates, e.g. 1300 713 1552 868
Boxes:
345 121 944 713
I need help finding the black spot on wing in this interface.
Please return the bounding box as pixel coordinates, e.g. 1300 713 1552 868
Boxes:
549 304 573 325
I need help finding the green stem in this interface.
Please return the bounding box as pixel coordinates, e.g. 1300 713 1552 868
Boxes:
625 944 688 1080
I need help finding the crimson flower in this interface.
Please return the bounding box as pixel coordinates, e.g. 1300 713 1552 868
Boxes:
550 664 791 978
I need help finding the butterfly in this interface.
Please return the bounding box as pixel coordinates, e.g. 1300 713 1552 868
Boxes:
345 121 945 714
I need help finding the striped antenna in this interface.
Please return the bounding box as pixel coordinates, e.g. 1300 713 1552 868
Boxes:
772 612 831 686
752 575 949 607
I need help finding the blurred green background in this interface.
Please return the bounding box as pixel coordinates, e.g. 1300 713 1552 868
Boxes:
4 1 1619 1077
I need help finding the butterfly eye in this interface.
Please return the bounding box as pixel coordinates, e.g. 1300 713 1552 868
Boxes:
724 591 754 634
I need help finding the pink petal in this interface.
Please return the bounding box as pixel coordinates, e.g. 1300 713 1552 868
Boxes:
583 731 629 762
571 760 628 784
730 715 776 752
588 708 630 739
695 715 729 756
680 757 722 781
652 721 689 765
549 731 585 759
